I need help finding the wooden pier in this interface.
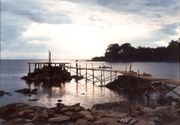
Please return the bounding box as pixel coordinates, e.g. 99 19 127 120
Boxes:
65 62 180 86
26 51 180 98
64 60 180 98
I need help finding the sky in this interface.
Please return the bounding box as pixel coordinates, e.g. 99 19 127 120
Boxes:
1 0 180 59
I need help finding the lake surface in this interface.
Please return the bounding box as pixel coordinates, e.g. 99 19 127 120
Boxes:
0 60 179 108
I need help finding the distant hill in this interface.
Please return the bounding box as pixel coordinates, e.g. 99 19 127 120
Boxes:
92 39 180 62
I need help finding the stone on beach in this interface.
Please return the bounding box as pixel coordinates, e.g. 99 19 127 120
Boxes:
18 109 34 117
75 118 88 125
48 115 70 123
79 110 94 121
0 101 180 125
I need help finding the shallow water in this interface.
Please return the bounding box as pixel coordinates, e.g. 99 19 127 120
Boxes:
0 60 179 108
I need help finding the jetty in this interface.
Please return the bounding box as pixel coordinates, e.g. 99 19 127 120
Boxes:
25 51 180 98
65 62 180 85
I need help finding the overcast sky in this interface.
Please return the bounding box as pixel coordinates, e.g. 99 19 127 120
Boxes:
1 0 180 59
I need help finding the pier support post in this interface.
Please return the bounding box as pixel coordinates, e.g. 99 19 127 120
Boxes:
92 69 94 84
110 67 112 82
103 71 105 85
100 70 103 85
115 71 117 79
38 64 39 69
76 60 78 76
129 64 132 72
35 64 37 70
79 65 81 76
85 62 87 82
49 50 51 64
28 63 31 73
70 61 71 74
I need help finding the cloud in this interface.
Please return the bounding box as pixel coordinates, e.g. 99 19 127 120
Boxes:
1 0 71 24
160 23 180 35
1 0 180 59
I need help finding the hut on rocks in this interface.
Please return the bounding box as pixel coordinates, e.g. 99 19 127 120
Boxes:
21 51 72 84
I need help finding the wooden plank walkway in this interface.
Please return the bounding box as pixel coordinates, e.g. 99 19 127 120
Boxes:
65 66 180 86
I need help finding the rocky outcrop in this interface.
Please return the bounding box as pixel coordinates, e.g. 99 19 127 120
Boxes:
14 88 38 95
105 75 152 94
0 90 11 97
21 65 72 84
0 101 95 125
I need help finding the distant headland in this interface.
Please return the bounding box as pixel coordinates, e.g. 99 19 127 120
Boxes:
92 38 180 62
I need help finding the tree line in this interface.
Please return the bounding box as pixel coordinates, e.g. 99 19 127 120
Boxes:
92 38 180 62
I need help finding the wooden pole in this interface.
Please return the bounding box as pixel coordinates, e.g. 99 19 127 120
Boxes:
35 64 37 70
79 65 81 76
92 69 94 84
70 60 71 74
100 70 103 85
115 71 117 79
28 63 31 73
103 70 105 85
85 62 87 82
129 64 132 72
76 60 78 76
110 67 112 82
49 50 51 64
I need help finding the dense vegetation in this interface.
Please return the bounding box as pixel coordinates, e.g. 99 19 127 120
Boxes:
92 38 180 62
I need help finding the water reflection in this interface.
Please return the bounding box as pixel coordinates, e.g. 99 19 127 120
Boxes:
23 79 123 108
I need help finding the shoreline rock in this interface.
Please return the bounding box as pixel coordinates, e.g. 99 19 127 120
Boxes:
14 88 38 95
105 75 152 93
0 90 11 97
0 101 179 125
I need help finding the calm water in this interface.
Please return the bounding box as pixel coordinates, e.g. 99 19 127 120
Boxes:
0 60 179 108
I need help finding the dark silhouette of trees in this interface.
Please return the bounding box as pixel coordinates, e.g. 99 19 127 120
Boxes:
92 38 180 62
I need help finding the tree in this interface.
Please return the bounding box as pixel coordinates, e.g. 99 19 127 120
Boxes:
105 43 119 60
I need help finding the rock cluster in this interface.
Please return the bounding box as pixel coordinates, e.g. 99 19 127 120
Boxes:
0 90 11 97
0 102 96 125
14 88 38 95
106 75 152 94
21 65 72 84
0 101 180 125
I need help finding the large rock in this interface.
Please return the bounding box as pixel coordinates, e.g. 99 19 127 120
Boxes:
75 119 88 125
12 118 24 123
32 111 40 121
0 90 10 97
14 88 37 95
79 110 94 121
93 120 106 125
22 65 72 85
18 109 34 117
70 112 84 122
64 111 74 116
48 115 70 123
32 109 49 121
24 123 35 125
96 118 121 125
60 107 69 113
0 105 16 119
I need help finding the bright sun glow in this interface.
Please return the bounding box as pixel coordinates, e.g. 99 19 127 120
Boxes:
22 22 151 59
